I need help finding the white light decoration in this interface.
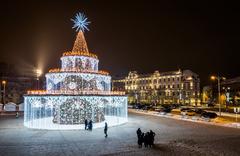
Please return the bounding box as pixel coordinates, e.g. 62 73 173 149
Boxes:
68 82 77 89
24 12 128 130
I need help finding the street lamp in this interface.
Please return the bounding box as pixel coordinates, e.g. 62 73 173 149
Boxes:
2 80 6 106
36 69 42 89
211 75 226 116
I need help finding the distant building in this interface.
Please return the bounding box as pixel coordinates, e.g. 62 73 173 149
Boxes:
0 76 36 104
113 69 200 106
0 62 37 104
220 76 240 106
202 86 213 105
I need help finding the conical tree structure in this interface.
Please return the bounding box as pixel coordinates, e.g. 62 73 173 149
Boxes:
72 30 89 53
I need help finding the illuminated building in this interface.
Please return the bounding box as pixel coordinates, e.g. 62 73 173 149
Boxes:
206 76 240 106
113 70 200 106
24 12 128 130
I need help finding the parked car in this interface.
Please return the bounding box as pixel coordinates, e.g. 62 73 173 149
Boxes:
154 106 164 112
142 105 152 111
181 108 195 116
131 103 139 109
171 104 182 109
180 107 190 112
194 109 205 114
155 106 172 113
201 112 217 118
186 110 196 116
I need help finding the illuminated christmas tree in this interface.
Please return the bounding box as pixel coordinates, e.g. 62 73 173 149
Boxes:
24 12 128 130
72 30 89 53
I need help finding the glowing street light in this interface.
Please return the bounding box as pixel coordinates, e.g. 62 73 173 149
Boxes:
210 75 226 116
36 69 42 89
2 80 6 105
36 69 42 78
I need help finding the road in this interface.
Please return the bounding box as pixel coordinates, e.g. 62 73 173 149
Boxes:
0 112 239 156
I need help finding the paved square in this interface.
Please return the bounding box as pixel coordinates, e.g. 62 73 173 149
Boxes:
0 112 240 156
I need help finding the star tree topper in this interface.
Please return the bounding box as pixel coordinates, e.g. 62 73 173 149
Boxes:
71 12 91 32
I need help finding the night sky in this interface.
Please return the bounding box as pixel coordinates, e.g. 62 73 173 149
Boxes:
0 0 240 86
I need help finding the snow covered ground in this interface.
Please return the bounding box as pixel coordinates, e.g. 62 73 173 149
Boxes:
0 111 240 156
24 116 128 130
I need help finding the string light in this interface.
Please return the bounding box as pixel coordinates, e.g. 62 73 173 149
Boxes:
24 12 128 130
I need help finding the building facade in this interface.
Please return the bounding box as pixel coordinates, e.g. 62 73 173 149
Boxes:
0 62 37 105
113 69 200 106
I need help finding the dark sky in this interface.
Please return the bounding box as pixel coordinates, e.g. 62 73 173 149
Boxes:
0 0 240 86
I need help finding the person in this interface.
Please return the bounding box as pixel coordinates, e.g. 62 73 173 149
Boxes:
88 120 93 131
16 112 19 118
149 130 156 147
138 132 144 148
144 132 150 148
85 119 88 130
136 128 142 139
104 122 108 138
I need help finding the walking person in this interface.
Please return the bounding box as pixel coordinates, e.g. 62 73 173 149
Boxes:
104 122 108 138
88 120 93 131
84 119 88 130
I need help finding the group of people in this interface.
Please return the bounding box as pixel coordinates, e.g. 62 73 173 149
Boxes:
84 119 93 131
84 119 108 138
136 128 155 148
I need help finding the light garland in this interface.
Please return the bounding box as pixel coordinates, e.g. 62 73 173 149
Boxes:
24 12 127 130
48 68 109 75
63 51 97 58
27 90 125 95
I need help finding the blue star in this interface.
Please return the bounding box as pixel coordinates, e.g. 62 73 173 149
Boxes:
71 12 91 32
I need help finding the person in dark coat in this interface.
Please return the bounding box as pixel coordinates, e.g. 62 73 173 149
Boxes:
136 128 142 139
84 119 88 130
138 132 144 148
88 120 93 131
144 132 150 148
104 122 108 138
149 130 156 147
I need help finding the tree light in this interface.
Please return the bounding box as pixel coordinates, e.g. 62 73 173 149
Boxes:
24 12 127 130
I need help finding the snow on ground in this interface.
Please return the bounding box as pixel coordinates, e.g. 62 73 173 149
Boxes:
0 111 240 156
24 116 128 130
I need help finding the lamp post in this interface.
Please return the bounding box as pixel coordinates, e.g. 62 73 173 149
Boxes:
36 69 42 90
211 75 226 116
2 80 6 107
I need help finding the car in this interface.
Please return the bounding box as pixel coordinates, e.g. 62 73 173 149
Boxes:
186 110 196 116
171 104 181 109
162 107 172 113
201 112 217 118
132 103 140 109
142 105 151 110
154 106 164 112
155 106 172 113
194 109 205 114
180 107 190 112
